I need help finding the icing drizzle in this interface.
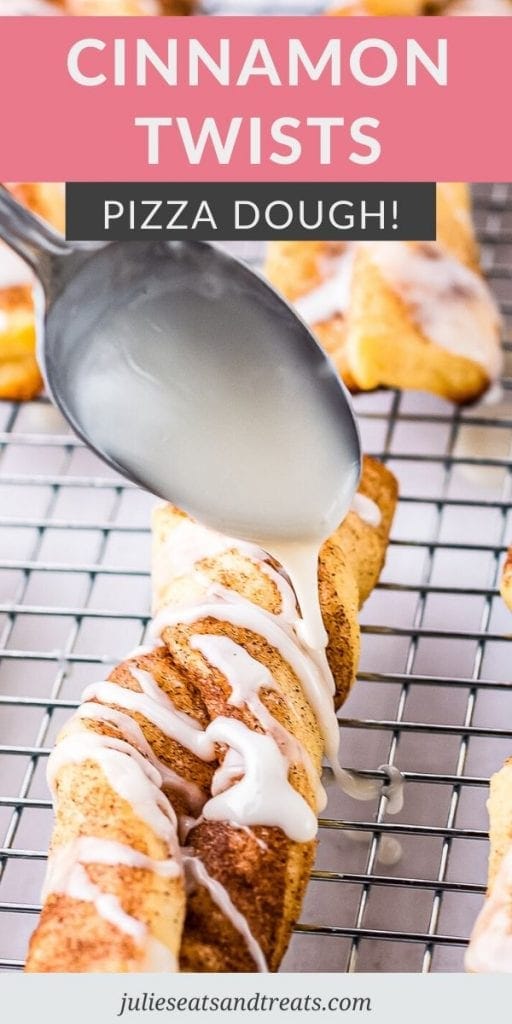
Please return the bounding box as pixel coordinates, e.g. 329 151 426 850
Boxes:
47 500 401 972
184 854 268 972
291 238 502 383
43 837 178 972
466 847 512 972
203 717 318 843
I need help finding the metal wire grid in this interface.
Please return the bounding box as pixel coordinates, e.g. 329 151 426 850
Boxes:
0 183 510 973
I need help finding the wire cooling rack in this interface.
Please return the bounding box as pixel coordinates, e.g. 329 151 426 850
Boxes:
0 183 511 974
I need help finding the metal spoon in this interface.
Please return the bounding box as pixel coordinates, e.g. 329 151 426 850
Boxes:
0 184 361 542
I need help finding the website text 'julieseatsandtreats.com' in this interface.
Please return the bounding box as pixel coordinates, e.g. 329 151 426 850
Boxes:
0 1 511 1021
115 990 373 1015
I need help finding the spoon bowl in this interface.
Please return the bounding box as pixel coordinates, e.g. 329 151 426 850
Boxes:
0 186 361 543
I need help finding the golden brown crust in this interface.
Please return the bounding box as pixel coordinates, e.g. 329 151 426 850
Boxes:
324 456 398 705
26 646 196 973
152 456 397 970
345 245 489 404
56 0 194 11
158 615 320 971
7 183 65 235
500 548 512 613
328 0 512 12
486 759 512 893
0 184 65 402
181 821 316 972
27 457 397 973
466 758 512 972
328 0 423 12
25 654 187 972
43 0 193 10
265 184 496 404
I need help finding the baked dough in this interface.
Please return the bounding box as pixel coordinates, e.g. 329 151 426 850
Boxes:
328 0 423 12
265 184 502 404
26 456 397 973
466 759 512 972
500 548 512 612
16 0 195 12
0 184 65 401
61 0 194 12
328 0 512 11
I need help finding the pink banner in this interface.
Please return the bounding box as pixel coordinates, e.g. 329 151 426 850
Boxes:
0 15 510 181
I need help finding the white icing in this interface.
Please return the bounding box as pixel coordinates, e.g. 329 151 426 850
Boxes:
191 635 276 708
44 838 177 972
151 576 396 807
258 561 299 624
210 745 244 796
82 674 215 763
156 520 265 597
156 517 298 624
266 540 330 672
156 496 382 831
381 765 405 815
350 493 382 528
153 516 406 819
55 861 145 939
447 0 512 13
376 836 403 866
202 717 318 843
466 848 512 972
184 854 268 972
151 601 340 772
47 727 177 847
323 761 404 812
366 241 503 381
78 701 206 815
44 836 180 900
344 829 403 866
295 247 355 325
293 239 502 383
191 633 326 812
333 771 384 802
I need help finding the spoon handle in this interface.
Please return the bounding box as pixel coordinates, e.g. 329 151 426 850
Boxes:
0 184 71 279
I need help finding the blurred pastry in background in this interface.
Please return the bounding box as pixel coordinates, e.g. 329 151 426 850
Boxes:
328 0 423 13
466 759 512 972
61 0 195 12
0 184 64 401
4 0 195 15
265 183 502 404
327 0 512 11
442 0 512 12
500 548 512 612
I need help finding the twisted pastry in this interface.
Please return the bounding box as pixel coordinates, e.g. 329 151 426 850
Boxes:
500 549 512 613
328 0 424 12
26 456 397 973
466 759 512 972
5 0 194 13
327 0 512 13
265 184 502 404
